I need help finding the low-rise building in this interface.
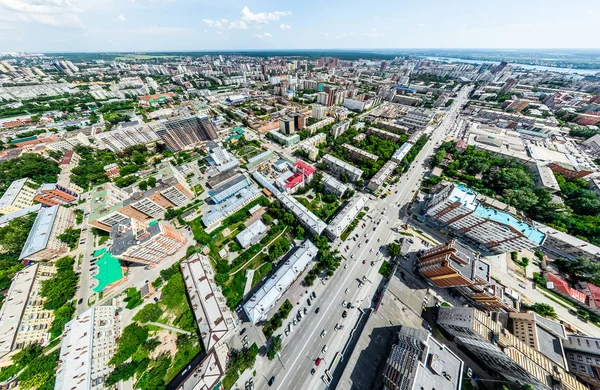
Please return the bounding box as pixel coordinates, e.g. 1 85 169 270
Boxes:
276 192 326 235
331 120 350 139
236 219 268 249
94 122 159 152
399 109 434 130
342 144 379 162
535 164 561 193
208 174 251 204
536 223 600 261
366 127 402 142
244 240 318 324
0 263 56 366
324 194 367 239
55 305 119 390
322 154 363 182
19 205 75 261
0 178 38 215
202 186 262 229
321 173 348 199
246 150 275 170
268 130 300 147
391 142 414 164
382 326 463 390
367 160 398 192
33 183 78 206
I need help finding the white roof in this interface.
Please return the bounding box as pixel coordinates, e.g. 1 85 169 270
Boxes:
392 142 414 163
322 154 363 178
276 192 327 235
325 194 368 238
0 203 41 227
236 219 268 248
181 254 231 350
244 240 318 324
0 178 30 209
19 205 59 260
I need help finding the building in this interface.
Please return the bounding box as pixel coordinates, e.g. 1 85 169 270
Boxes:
535 164 561 193
269 130 300 147
244 240 318 324
33 183 78 206
0 178 38 215
307 117 335 134
202 186 262 229
321 173 348 198
367 160 398 192
180 254 234 350
366 127 402 142
0 263 56 366
535 223 600 261
506 99 531 113
546 162 592 179
417 240 514 311
499 78 519 95
564 335 600 389
19 205 75 261
322 154 363 182
312 104 328 120
391 142 414 164
276 191 326 235
208 174 251 204
109 219 186 265
343 98 366 112
324 194 367 239
275 160 316 193
246 150 275 170
55 306 119 390
382 326 463 390
509 312 568 368
279 116 295 135
94 122 159 152
343 144 379 162
426 183 545 253
436 307 586 390
236 219 268 249
154 115 218 152
399 109 434 130
291 113 306 130
331 120 350 139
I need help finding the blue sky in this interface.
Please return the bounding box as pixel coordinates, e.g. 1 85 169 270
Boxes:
0 0 599 52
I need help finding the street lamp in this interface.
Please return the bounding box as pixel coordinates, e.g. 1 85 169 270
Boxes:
277 352 285 370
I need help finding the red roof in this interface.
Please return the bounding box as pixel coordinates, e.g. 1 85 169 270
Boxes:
138 92 175 101
285 173 305 189
294 160 316 176
586 282 600 308
60 150 73 165
547 273 588 304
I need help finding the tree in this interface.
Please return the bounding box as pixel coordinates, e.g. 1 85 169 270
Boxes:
147 176 157 187
138 180 148 191
267 336 282 360
532 303 558 319
133 303 162 323
57 228 81 249
109 324 150 366
40 257 78 310
387 243 402 257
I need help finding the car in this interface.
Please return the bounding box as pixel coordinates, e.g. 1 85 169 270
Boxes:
518 284 527 289
285 329 289 336
322 345 328 354
362 259 366 264
240 328 247 335
153 297 159 303
320 329 327 338
373 227 376 231
364 233 368 237
268 376 275 386
242 335 248 343
315 307 320 314
358 244 361 248
78 298 83 304
345 288 349 294
293 319 297 326
342 300 348 307
342 310 348 318
371 261 374 266
370 249 373 253
351 254 355 258
312 291 316 299
467 368 473 378
243 341 249 348
249 378 254 389
304 307 308 315
365 239 369 243
311 368 316 375
307 298 311 306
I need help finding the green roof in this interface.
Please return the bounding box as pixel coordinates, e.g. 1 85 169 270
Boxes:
93 250 123 292
10 135 37 144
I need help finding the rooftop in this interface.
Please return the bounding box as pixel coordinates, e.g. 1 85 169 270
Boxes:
19 205 59 260
0 178 33 209
109 219 162 257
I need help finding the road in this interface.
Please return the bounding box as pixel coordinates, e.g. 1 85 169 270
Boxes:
255 88 472 390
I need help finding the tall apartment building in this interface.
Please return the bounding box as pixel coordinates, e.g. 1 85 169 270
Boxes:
312 104 328 120
55 306 119 390
418 240 514 311
426 183 545 253
0 178 38 215
19 205 75 261
279 116 295 135
382 326 463 390
0 263 56 367
291 113 306 130
317 92 329 106
564 335 600 389
154 115 218 152
94 122 159 152
110 219 186 265
436 307 587 390
323 85 337 107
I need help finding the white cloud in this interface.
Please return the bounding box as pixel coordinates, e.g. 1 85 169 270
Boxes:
0 0 85 28
203 18 228 29
117 14 126 22
132 25 189 35
241 6 290 24
229 20 247 29
254 32 273 39
279 23 291 30
363 28 385 38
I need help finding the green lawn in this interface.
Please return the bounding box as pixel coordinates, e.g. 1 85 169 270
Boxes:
252 263 273 287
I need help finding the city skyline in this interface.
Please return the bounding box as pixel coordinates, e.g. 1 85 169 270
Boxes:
1 0 600 52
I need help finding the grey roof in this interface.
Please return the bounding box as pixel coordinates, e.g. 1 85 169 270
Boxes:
0 178 30 209
236 219 268 248
0 204 41 227
19 205 59 260
109 220 161 256
536 324 567 368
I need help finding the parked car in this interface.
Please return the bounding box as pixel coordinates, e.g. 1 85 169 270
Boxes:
240 328 247 335
315 307 320 314
268 376 275 386
321 330 327 338
342 310 348 318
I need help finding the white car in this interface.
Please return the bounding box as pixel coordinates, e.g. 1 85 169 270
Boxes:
320 330 327 338
322 345 328 354
342 300 348 307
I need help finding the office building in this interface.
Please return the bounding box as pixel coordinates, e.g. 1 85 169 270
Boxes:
499 78 519 95
33 183 78 206
269 130 300 147
291 113 306 130
0 178 38 215
426 183 545 253
436 307 585 390
343 144 379 162
367 160 398 192
236 219 269 249
55 306 119 390
155 115 218 152
180 254 233 350
400 109 434 130
564 335 600 389
312 104 328 120
0 263 56 366
322 154 363 182
321 173 348 198
279 116 295 135
382 326 463 390
331 120 350 139
244 240 318 324
208 174 251 204
109 219 186 265
19 206 75 261
325 194 367 239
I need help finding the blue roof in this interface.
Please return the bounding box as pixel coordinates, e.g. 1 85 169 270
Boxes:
473 206 545 245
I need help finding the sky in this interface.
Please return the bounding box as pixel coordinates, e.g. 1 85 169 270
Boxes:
0 0 599 52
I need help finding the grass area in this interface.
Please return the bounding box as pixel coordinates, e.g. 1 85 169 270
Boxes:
99 235 109 245
252 263 273 287
295 195 340 222
193 184 205 195
378 261 391 279
340 211 366 241
222 344 259 390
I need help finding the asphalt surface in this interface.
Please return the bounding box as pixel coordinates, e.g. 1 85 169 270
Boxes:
254 88 472 390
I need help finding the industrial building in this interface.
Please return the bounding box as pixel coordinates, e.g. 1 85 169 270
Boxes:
246 150 275 170
324 194 367 240
268 130 300 146
399 109 434 130
202 186 262 228
19 205 75 261
208 174 251 204
244 240 318 324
